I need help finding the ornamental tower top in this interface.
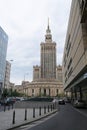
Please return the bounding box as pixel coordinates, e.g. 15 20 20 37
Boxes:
45 18 52 43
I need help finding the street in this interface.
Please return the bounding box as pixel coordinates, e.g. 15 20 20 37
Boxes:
14 104 87 130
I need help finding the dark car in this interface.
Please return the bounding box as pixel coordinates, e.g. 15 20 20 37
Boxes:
73 100 86 108
7 97 16 104
0 97 16 106
58 99 65 105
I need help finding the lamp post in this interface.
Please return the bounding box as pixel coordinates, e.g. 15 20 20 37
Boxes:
23 73 29 96
9 60 14 96
10 60 14 81
24 73 29 81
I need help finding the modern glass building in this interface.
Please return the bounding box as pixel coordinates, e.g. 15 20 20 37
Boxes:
0 26 8 97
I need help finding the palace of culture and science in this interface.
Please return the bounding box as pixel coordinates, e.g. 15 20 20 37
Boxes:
17 21 64 97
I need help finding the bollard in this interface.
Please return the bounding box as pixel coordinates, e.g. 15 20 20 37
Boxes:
33 107 35 118
48 105 49 112
39 107 41 116
53 104 54 110
12 110 15 124
51 105 52 111
44 106 46 114
8 105 10 110
4 105 6 112
55 102 56 109
24 109 27 120
12 104 13 109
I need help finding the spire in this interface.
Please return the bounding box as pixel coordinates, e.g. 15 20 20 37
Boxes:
45 18 52 43
48 17 49 30
46 18 51 34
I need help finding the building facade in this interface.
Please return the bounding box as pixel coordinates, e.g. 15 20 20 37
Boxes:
16 22 64 97
16 80 63 97
56 65 63 82
9 82 15 91
33 65 41 81
40 23 56 79
0 27 8 96
4 61 11 89
63 0 87 103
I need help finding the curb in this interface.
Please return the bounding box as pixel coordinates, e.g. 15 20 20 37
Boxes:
7 109 58 130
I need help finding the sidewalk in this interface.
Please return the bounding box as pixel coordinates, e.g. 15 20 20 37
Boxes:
0 108 58 130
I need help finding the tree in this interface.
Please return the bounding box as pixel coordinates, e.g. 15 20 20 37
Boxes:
2 88 9 98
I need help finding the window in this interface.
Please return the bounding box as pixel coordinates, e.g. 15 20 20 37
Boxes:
56 89 58 95
66 34 71 57
32 89 34 96
68 58 72 70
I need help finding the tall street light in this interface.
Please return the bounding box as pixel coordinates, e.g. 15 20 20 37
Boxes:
23 73 29 96
10 59 14 82
9 59 14 96
24 73 29 81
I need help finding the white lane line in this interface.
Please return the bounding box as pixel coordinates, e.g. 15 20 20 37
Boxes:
71 106 87 118
19 112 58 130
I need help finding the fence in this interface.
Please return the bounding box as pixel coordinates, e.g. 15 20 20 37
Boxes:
12 102 58 124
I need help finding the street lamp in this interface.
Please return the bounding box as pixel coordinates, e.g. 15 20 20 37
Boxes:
9 59 14 83
9 59 14 96
23 73 29 96
24 73 29 81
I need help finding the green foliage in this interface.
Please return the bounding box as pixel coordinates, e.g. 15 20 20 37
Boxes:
2 88 24 97
57 92 65 98
2 88 8 98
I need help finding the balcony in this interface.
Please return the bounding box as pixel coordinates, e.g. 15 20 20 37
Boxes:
80 0 87 23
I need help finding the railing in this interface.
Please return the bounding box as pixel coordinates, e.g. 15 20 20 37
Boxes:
0 101 59 130
12 103 58 124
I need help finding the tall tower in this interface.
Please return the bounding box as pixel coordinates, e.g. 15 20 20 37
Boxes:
40 20 56 79
0 27 8 96
19 20 63 97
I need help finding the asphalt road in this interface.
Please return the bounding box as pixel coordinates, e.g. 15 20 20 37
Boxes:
14 104 87 130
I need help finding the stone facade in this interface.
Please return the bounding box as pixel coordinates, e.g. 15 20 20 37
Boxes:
56 65 63 82
40 33 56 79
16 21 64 97
17 80 63 97
33 65 41 81
62 0 87 102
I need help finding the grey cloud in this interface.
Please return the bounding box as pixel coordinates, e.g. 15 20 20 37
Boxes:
1 0 72 84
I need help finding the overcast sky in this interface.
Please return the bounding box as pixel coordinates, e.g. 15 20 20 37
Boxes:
0 0 72 85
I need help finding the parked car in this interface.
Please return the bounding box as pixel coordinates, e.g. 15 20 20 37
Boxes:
0 97 16 106
73 100 86 108
6 97 16 104
58 99 65 105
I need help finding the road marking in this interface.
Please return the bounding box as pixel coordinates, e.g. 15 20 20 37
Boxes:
71 105 87 118
15 112 58 130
